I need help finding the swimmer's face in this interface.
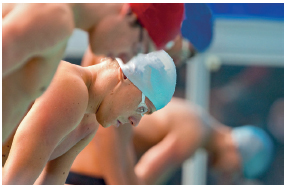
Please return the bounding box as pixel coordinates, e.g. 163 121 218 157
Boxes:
89 4 153 63
96 58 156 128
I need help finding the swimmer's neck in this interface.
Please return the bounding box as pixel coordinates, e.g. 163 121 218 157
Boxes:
68 3 124 31
84 62 119 114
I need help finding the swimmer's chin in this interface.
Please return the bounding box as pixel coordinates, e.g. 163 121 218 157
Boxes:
100 123 110 128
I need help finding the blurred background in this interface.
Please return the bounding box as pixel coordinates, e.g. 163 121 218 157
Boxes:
63 3 284 185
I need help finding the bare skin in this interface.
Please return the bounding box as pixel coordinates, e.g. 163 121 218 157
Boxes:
70 124 140 185
2 3 73 142
2 3 146 143
133 98 241 184
68 97 213 185
133 98 207 184
2 58 155 185
3 61 98 184
68 51 146 185
67 50 203 185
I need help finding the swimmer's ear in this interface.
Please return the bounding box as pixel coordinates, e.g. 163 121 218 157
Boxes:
121 3 137 22
118 67 128 82
120 3 131 16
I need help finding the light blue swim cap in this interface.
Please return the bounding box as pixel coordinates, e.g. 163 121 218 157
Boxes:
116 50 176 111
231 125 274 179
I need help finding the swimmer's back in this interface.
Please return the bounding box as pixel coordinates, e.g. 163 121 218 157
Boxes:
2 3 74 76
2 3 75 142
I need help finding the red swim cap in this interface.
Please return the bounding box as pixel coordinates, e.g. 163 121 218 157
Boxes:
130 3 185 50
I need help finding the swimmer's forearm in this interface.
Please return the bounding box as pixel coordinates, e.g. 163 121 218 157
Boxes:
2 153 48 185
135 134 180 184
98 143 129 184
3 78 88 184
34 131 96 185
2 122 59 184
2 109 59 184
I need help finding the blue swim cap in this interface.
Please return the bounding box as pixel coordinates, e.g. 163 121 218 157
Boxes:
231 125 274 179
181 3 214 52
116 50 176 111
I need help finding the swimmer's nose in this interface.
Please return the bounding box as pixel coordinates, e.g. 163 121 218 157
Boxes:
128 116 140 127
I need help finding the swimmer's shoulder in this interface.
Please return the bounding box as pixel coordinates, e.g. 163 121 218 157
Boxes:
57 61 93 88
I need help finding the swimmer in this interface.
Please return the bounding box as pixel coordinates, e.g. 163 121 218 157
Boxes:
66 123 140 185
2 50 177 184
165 3 213 66
66 4 215 184
66 97 273 185
2 3 184 143
133 98 274 184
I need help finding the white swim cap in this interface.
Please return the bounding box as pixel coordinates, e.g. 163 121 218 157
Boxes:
116 50 176 111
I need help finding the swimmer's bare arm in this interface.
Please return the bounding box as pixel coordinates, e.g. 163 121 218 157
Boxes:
126 142 143 184
2 63 89 184
34 130 97 185
134 133 182 184
135 109 204 184
2 128 17 167
96 127 139 185
2 3 74 76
